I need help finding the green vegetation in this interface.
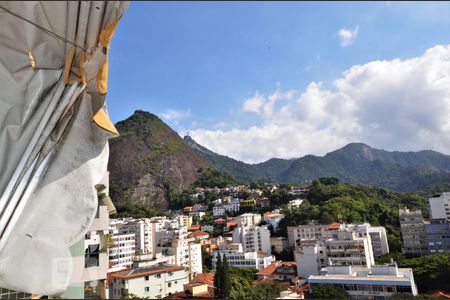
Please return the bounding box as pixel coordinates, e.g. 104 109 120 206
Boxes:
112 202 159 219
194 167 237 188
214 255 231 298
276 177 427 252
310 284 348 299
228 267 287 299
377 252 450 293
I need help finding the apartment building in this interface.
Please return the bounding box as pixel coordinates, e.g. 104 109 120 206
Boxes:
308 264 418 299
263 211 285 230
367 227 390 257
287 224 338 247
212 243 274 270
325 231 375 268
399 208 428 256
294 241 328 278
294 231 374 278
213 205 225 217
424 219 450 254
109 265 189 299
287 199 304 211
346 223 389 257
236 213 262 227
428 192 450 221
256 261 298 283
232 225 271 254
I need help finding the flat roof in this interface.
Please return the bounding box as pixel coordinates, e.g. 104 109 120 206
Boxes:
308 274 413 286
111 264 185 279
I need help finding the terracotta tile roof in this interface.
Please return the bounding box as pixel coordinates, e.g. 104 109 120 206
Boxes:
191 272 215 286
183 206 193 210
256 262 277 276
431 291 450 299
188 225 200 231
189 231 209 238
328 222 341 230
256 261 297 276
110 265 184 279
226 221 238 228
214 218 225 222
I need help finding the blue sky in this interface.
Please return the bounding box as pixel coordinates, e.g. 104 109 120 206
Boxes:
107 2 450 163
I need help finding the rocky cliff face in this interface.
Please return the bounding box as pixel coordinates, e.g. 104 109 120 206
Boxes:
108 110 210 209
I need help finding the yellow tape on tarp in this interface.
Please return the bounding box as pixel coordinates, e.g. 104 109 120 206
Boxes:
93 106 119 136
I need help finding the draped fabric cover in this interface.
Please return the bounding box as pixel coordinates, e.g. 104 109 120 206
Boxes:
0 1 128 294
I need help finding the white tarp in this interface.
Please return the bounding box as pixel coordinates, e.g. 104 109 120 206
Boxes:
0 1 128 295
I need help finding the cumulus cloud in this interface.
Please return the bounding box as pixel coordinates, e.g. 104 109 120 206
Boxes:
190 45 450 163
338 26 359 47
242 91 265 114
161 108 191 121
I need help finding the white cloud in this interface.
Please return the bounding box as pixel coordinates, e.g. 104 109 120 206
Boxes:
242 91 265 114
190 45 450 163
161 108 191 121
338 26 359 47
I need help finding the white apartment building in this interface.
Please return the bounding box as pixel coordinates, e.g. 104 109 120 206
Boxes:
287 199 304 210
325 231 375 268
108 231 136 269
213 205 225 217
151 218 203 279
110 265 189 299
367 227 390 257
308 264 418 298
225 198 241 212
295 241 328 278
232 225 272 254
201 225 214 233
287 224 339 247
213 243 275 270
295 231 375 279
115 218 153 255
236 213 262 227
263 212 285 230
428 192 450 221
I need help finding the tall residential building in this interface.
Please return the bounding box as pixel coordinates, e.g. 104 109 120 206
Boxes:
294 231 374 278
116 218 153 255
424 219 450 254
236 213 262 227
232 225 271 254
308 264 418 299
399 208 428 256
287 224 340 247
428 192 450 221
346 223 389 257
294 241 328 278
368 227 390 257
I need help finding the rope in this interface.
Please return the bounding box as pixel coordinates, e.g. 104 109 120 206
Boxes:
0 5 87 51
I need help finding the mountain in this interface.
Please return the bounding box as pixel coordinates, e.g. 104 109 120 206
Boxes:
186 138 450 192
108 110 210 209
183 135 262 183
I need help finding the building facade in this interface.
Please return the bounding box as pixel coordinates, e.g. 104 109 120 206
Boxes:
308 264 418 299
399 208 428 256
109 265 188 299
232 225 271 254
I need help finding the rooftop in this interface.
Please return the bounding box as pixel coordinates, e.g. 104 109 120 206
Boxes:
111 264 185 279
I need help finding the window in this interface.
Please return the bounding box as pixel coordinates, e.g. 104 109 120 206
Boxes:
156 274 161 278
168 282 172 288
145 287 149 292
145 276 149 281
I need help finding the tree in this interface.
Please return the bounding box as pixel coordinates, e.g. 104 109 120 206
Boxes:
214 254 223 298
311 284 348 299
222 255 232 298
